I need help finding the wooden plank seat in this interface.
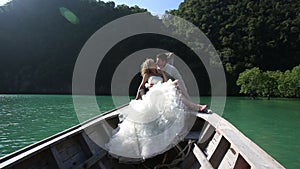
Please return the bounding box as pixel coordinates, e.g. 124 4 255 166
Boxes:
74 151 107 169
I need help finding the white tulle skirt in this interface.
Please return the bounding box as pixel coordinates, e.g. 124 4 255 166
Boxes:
106 80 195 161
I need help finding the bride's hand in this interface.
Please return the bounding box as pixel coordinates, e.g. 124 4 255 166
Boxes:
172 80 179 86
145 83 154 89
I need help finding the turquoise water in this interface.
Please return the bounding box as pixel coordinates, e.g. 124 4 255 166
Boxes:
221 97 300 169
0 95 299 168
0 95 122 157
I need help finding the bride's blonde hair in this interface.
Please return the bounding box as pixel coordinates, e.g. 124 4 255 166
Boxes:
141 58 156 77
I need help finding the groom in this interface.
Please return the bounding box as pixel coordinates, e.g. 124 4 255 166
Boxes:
155 53 209 113
156 53 187 92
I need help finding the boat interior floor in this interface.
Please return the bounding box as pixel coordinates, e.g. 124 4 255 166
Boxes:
99 136 209 169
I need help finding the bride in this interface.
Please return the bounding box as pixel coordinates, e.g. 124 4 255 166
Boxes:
106 58 207 161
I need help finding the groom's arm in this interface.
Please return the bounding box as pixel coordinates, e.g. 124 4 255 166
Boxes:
171 67 187 92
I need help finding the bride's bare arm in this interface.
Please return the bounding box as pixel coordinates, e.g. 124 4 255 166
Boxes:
135 74 149 100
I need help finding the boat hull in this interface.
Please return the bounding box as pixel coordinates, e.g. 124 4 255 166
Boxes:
0 105 285 169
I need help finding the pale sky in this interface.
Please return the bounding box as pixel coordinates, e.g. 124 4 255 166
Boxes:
101 0 184 15
0 0 184 14
0 0 11 6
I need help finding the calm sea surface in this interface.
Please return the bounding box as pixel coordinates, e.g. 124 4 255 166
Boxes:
0 95 299 168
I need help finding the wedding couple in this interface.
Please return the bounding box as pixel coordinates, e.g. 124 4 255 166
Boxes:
106 53 209 161
136 53 207 112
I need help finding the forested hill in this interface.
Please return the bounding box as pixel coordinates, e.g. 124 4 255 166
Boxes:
0 0 299 95
0 0 147 94
170 0 300 93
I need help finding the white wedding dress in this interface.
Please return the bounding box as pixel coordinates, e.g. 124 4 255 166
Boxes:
106 76 195 161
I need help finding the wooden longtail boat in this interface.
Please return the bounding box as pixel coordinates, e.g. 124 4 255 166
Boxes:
0 104 284 169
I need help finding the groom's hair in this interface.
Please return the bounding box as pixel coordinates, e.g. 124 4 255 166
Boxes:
156 53 168 61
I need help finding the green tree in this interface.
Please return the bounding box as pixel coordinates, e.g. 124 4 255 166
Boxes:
236 67 262 98
278 65 300 97
237 65 300 98
259 71 281 98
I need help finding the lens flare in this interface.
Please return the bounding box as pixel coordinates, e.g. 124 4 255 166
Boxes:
59 7 79 24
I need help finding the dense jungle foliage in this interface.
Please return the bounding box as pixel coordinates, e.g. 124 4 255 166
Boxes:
0 0 299 97
170 0 300 96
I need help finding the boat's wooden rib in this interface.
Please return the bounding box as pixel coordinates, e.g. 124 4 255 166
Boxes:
209 134 231 168
192 143 213 169
74 151 106 169
50 146 66 169
217 147 239 169
0 105 285 169
206 130 223 160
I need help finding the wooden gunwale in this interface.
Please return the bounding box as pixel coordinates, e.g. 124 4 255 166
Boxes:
196 112 285 169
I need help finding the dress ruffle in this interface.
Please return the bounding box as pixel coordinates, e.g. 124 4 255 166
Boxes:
106 80 195 161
